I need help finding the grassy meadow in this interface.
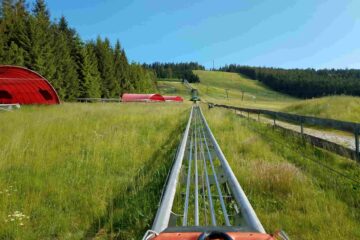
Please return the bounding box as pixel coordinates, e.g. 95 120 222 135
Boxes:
0 103 189 239
157 81 190 99
283 95 360 122
192 70 296 110
202 105 360 239
186 70 360 123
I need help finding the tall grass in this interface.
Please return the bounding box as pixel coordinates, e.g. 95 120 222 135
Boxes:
202 106 360 239
283 96 360 122
0 103 189 239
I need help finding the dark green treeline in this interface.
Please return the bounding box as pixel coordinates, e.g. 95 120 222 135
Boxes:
143 62 205 83
0 0 156 101
220 65 360 98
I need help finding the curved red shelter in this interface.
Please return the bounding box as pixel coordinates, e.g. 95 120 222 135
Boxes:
0 65 60 105
163 95 183 102
122 93 165 102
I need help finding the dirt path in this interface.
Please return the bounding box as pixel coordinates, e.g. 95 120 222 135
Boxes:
236 111 356 150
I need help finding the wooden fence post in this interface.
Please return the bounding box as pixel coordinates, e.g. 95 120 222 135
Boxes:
355 130 359 161
273 116 276 129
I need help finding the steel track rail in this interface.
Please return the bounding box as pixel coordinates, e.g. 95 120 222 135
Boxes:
198 106 266 233
143 105 266 240
150 106 194 234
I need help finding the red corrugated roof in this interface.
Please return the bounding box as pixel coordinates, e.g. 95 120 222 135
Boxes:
122 93 165 102
0 65 60 105
163 95 183 102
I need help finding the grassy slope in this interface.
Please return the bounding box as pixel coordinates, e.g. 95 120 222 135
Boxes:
157 80 191 99
283 96 360 122
193 70 360 122
203 106 360 239
0 103 189 239
192 70 297 110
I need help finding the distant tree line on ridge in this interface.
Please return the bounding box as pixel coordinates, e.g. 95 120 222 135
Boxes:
220 65 360 98
143 62 204 83
0 0 157 101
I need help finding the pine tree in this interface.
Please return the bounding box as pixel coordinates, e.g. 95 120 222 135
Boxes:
0 0 31 66
29 0 56 84
58 15 84 84
94 37 119 98
4 41 25 65
52 27 78 100
79 43 101 98
114 40 130 95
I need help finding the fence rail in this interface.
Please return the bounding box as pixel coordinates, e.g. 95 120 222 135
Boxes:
77 98 121 103
209 103 360 161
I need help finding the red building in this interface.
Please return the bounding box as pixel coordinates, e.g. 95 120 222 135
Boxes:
0 65 60 105
163 95 183 102
121 93 165 102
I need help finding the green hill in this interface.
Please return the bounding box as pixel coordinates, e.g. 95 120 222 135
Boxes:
157 80 190 98
188 71 360 122
283 96 360 123
191 70 296 110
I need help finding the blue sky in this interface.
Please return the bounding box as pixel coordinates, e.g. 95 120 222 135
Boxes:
41 0 359 69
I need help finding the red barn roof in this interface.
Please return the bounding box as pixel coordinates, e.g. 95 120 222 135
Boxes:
0 65 60 105
122 93 165 102
163 95 183 102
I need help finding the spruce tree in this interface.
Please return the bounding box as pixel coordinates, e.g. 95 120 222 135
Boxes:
5 41 25 65
114 40 129 95
52 27 78 100
94 37 119 98
29 0 56 85
0 0 31 66
58 15 84 85
79 43 101 98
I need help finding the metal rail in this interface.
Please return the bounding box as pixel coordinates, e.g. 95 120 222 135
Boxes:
144 105 266 240
150 106 194 234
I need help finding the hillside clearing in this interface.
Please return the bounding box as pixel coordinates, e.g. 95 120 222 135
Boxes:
192 70 296 110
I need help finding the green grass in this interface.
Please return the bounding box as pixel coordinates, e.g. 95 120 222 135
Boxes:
2 71 360 239
0 103 189 239
192 70 297 110
193 70 360 123
157 81 191 99
156 78 182 82
283 96 360 122
202 105 360 239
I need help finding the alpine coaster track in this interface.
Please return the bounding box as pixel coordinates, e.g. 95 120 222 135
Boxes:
143 105 288 240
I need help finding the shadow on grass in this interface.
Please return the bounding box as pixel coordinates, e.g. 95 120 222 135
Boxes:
85 122 186 240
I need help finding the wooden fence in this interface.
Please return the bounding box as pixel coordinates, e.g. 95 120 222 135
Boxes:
209 103 360 162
